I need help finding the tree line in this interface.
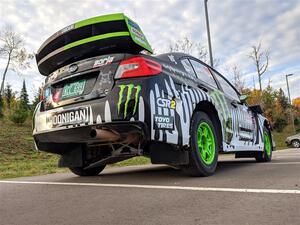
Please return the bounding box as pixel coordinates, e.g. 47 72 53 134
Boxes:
0 80 41 124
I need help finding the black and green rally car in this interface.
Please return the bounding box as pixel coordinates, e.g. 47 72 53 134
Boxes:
33 13 274 177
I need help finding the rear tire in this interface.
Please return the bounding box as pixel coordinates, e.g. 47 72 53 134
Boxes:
291 140 300 148
182 111 219 176
255 127 272 162
69 165 106 176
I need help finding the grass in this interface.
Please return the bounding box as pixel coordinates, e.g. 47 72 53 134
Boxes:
0 116 297 179
0 118 149 179
0 119 68 179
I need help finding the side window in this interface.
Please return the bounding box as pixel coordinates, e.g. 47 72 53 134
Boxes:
181 58 196 77
213 71 240 101
190 60 217 88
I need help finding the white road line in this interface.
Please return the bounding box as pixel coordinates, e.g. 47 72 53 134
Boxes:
0 180 299 194
220 161 300 165
269 162 300 165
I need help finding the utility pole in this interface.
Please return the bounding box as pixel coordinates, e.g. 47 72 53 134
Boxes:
204 0 213 68
286 73 296 134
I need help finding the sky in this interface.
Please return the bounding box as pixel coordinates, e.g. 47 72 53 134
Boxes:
0 0 299 102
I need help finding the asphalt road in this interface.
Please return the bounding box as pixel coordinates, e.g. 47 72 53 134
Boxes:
1 148 300 225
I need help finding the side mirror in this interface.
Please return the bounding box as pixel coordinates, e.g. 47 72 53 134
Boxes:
239 94 248 103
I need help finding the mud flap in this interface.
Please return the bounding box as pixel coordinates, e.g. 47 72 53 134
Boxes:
149 142 189 165
58 145 83 168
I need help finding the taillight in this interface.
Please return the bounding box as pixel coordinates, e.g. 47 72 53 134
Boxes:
115 57 162 79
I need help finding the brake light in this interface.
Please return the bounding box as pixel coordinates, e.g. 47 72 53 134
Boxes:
115 57 162 79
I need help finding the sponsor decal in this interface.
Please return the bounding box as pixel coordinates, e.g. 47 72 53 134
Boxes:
130 27 144 39
93 56 114 68
46 106 90 128
168 55 177 64
60 24 74 34
154 115 174 130
117 84 141 118
44 88 51 100
156 98 176 109
210 90 233 142
127 19 141 30
99 71 112 84
68 64 78 73
48 71 58 82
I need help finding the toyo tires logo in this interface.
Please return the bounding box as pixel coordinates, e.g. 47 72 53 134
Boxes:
117 84 141 118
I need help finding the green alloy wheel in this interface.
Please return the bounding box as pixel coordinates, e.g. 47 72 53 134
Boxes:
182 111 219 176
263 131 271 157
197 122 216 165
256 127 272 162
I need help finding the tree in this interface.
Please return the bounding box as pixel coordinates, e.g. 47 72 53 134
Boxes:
248 42 270 91
9 106 28 125
292 97 300 109
31 86 43 111
0 25 33 95
168 36 219 67
276 88 289 110
20 80 29 109
232 65 245 93
4 83 14 109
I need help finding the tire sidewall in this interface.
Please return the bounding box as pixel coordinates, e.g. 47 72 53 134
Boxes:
190 111 219 175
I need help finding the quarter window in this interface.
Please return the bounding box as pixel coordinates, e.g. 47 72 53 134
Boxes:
189 60 217 88
181 59 195 77
212 71 240 101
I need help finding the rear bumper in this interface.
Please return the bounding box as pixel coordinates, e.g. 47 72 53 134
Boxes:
34 121 149 154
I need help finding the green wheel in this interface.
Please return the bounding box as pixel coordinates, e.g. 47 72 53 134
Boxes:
182 111 219 176
256 127 272 162
197 122 216 165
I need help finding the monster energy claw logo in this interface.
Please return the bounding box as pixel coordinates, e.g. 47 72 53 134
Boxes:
117 84 141 118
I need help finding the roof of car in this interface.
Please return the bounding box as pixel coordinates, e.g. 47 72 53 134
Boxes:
156 52 192 61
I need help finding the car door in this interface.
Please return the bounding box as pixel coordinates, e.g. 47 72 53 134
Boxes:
211 70 256 148
180 58 236 145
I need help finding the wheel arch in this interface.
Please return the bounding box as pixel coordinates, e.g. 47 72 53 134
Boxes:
193 101 223 151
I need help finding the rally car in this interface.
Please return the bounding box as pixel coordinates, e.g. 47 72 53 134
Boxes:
33 13 274 177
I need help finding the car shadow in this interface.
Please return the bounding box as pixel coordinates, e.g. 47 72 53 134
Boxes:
59 159 259 184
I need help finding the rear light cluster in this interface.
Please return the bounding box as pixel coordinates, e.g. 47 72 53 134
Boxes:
115 57 162 79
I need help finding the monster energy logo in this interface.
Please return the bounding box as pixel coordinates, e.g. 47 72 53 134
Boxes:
117 84 141 118
210 90 230 119
210 90 233 143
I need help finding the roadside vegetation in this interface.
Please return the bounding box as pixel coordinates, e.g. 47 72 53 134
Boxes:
0 118 150 179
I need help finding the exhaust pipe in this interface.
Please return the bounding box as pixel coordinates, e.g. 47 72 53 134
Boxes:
90 129 120 142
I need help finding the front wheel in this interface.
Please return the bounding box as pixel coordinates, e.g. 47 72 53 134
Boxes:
291 140 300 148
256 128 272 162
69 165 106 176
182 111 219 176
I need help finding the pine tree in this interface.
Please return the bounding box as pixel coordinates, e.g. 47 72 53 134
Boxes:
20 80 29 109
4 84 13 109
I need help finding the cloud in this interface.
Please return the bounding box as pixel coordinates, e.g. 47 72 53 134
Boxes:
0 0 299 101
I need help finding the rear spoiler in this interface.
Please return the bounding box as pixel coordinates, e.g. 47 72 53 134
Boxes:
36 13 153 76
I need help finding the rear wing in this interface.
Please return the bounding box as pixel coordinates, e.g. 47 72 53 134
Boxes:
36 13 153 75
